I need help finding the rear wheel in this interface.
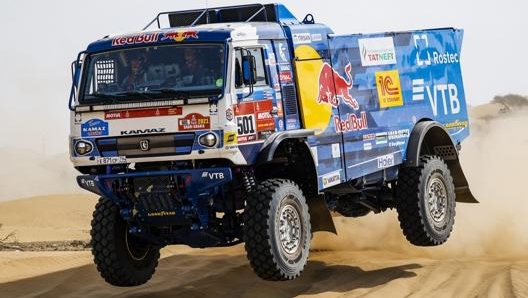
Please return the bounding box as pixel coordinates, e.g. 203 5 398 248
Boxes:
91 197 160 286
244 179 311 280
396 155 456 246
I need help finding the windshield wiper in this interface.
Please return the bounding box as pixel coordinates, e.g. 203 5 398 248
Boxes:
88 92 124 103
149 88 190 100
115 91 155 101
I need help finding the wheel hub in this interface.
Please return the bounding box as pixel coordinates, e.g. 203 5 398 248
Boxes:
427 177 447 223
278 200 301 255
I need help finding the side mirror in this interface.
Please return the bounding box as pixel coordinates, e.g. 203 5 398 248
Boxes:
242 54 256 85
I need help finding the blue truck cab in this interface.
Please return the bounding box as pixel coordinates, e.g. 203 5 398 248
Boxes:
68 3 476 286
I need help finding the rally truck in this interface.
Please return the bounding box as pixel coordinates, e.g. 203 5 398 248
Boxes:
68 3 477 286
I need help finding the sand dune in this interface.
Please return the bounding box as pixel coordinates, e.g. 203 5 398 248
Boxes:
0 106 527 297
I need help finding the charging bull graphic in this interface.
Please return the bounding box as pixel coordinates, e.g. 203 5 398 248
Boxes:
317 62 359 110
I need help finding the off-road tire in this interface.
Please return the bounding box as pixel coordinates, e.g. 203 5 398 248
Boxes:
396 155 456 246
91 197 160 286
244 179 311 280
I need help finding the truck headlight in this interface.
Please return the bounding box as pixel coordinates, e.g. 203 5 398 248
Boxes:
198 132 217 148
74 140 94 155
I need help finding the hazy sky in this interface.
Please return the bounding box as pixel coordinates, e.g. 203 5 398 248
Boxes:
0 0 525 155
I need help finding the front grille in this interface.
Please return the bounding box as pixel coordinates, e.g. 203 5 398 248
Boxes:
96 133 195 158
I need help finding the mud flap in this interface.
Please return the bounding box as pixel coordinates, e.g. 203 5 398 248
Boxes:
306 195 336 234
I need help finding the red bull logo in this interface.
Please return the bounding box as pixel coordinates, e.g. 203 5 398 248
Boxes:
317 62 359 110
162 31 199 42
112 33 160 46
334 111 368 133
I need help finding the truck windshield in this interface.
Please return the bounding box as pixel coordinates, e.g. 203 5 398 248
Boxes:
80 44 225 104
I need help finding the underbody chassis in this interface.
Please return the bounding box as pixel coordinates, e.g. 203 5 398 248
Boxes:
77 167 245 248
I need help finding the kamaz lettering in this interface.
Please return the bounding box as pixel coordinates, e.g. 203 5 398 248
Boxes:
120 128 166 135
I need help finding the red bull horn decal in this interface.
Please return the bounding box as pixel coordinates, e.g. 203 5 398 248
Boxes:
317 62 359 110
162 31 199 42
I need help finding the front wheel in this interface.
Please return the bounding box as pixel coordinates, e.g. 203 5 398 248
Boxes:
395 155 456 246
243 179 311 280
91 197 161 286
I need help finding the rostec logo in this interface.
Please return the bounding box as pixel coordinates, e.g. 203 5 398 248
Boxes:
162 31 199 42
412 79 461 116
413 34 459 66
375 70 403 108
112 33 159 46
358 36 397 66
317 62 359 110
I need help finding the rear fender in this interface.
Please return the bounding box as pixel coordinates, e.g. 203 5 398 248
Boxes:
406 121 478 203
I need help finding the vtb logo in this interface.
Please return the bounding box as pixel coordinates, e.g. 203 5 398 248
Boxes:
139 139 150 151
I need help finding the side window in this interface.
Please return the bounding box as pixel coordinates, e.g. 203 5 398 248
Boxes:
235 48 268 88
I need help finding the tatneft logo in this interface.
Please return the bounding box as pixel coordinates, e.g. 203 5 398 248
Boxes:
412 79 461 116
358 37 396 66
413 34 459 66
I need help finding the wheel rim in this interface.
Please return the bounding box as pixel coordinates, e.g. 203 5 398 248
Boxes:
125 229 150 261
427 176 447 224
278 197 302 257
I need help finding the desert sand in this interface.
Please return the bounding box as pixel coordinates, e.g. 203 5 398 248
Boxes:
0 106 527 297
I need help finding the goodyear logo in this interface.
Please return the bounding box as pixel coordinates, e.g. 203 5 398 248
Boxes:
375 70 403 108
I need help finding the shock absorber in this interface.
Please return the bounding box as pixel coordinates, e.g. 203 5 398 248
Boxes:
241 169 256 193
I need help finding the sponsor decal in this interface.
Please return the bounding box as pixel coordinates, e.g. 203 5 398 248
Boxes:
334 111 368 133
162 30 198 42
311 33 323 42
389 140 405 147
278 43 288 61
74 113 82 124
209 103 218 115
147 211 176 217
388 129 410 140
201 171 225 180
226 107 234 121
234 100 275 143
364 142 372 151
363 133 375 141
375 70 403 108
292 33 312 44
81 119 108 137
411 79 461 116
358 36 396 66
178 113 210 131
112 33 159 46
105 107 182 120
444 119 469 130
377 153 395 169
322 171 341 188
317 62 359 110
413 34 459 66
121 128 166 135
332 143 341 158
224 132 237 144
375 132 388 145
279 71 293 83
